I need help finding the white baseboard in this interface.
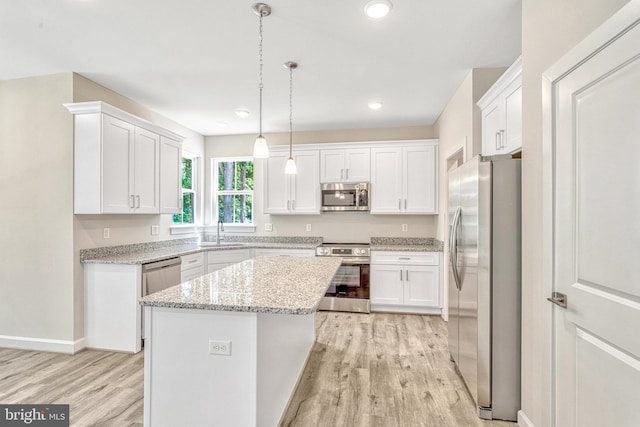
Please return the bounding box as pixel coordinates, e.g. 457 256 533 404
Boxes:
518 410 535 427
0 335 86 354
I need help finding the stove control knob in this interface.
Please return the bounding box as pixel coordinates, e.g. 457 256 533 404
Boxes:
354 248 361 256
318 247 330 256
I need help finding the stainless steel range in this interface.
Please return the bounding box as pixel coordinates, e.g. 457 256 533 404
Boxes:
316 243 370 313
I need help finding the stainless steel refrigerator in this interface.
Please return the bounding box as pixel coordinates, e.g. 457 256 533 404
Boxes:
447 155 521 421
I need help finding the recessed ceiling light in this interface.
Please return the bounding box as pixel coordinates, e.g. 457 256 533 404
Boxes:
364 0 392 19
235 110 250 118
368 101 383 110
216 121 228 127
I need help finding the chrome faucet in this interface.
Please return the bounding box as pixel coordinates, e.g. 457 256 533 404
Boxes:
217 219 224 244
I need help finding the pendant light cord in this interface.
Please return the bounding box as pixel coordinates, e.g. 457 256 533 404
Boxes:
258 13 264 136
289 65 293 157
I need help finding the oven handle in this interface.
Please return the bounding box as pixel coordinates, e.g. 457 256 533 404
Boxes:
337 258 370 265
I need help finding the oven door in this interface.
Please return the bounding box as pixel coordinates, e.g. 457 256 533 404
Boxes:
320 260 370 313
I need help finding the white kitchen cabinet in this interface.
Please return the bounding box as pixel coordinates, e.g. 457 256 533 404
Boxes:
370 141 438 214
160 136 182 214
478 56 522 156
181 252 205 281
252 248 315 257
207 249 252 273
370 251 441 314
264 148 320 215
65 101 184 214
320 148 370 183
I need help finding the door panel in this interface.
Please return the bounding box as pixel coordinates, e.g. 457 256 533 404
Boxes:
403 265 439 307
370 265 403 305
404 145 436 213
370 147 402 213
134 128 159 213
291 150 320 214
102 115 134 213
552 14 640 427
264 152 290 214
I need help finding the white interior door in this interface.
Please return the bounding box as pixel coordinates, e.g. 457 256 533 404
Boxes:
549 6 640 427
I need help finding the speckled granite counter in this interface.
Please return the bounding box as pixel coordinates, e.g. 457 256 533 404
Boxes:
80 237 322 265
140 256 341 315
370 237 444 252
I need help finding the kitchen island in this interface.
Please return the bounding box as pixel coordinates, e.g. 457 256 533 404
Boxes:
140 256 341 427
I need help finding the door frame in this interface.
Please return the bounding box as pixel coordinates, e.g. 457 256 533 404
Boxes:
541 1 640 425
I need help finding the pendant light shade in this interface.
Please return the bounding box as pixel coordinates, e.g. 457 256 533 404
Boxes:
284 61 298 174
252 3 271 159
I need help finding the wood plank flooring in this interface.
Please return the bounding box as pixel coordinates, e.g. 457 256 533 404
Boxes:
0 312 515 426
279 312 515 427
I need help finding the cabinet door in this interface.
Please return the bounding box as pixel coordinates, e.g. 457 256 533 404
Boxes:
482 100 503 156
344 148 370 182
370 147 402 213
319 149 345 183
370 264 403 305
503 81 522 154
403 145 437 214
133 127 160 213
290 150 320 214
160 137 182 214
403 265 440 307
102 115 135 213
263 152 290 214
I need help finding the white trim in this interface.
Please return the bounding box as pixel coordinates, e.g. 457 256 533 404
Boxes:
0 335 86 354
64 101 185 141
267 138 439 153
370 306 441 315
518 410 536 427
477 55 522 109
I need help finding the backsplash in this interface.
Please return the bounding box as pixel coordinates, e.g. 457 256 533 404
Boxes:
370 237 443 250
222 235 323 245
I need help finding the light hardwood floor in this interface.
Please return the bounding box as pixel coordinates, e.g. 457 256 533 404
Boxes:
0 312 515 427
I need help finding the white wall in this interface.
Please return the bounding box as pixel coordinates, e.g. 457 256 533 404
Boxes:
206 126 438 242
0 74 76 343
520 0 631 425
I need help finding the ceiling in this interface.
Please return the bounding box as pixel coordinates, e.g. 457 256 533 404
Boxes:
0 0 522 136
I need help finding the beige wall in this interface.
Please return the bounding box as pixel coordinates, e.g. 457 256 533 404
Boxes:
0 74 76 342
206 126 437 242
520 0 630 425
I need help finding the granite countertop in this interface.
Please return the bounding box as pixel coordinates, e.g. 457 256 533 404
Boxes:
139 256 342 315
80 237 322 265
370 237 444 252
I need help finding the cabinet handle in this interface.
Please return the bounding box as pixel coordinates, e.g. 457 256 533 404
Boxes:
287 200 290 210
404 199 407 210
130 195 135 208
495 131 501 150
340 169 344 180
136 195 141 208
400 270 403 281
187 258 198 264
292 200 296 210
398 257 411 260
346 169 349 180
406 270 409 281
398 199 402 210
500 130 506 149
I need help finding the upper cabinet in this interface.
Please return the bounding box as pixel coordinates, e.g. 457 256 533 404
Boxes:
320 148 370 183
370 140 438 214
65 102 184 214
264 148 320 215
478 56 522 156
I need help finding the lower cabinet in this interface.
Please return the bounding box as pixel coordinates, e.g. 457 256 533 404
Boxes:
370 251 442 314
181 252 205 281
207 249 252 273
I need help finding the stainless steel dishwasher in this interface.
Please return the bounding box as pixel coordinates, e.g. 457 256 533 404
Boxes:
142 257 182 296
141 257 182 341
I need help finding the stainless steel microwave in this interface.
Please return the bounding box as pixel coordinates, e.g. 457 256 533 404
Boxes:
321 183 370 212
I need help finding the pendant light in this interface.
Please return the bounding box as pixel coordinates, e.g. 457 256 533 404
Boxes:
284 61 298 174
252 3 271 158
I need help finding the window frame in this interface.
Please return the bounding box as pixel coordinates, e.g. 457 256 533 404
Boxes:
172 152 198 226
212 156 255 227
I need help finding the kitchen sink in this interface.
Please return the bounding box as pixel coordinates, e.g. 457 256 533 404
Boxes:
199 242 247 248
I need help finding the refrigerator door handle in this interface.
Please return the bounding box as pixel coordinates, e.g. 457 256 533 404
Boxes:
449 206 462 290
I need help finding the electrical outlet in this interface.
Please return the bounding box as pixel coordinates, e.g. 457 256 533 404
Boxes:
103 228 110 239
264 223 273 232
151 225 159 235
209 340 231 356
401 224 408 232
306 224 312 232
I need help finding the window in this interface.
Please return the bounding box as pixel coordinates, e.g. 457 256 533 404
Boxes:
214 158 254 224
173 155 196 224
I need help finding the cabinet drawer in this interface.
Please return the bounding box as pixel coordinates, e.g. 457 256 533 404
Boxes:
207 249 252 265
371 251 439 266
181 252 205 270
181 265 205 282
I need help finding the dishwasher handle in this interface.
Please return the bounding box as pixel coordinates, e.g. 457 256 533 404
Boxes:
142 257 182 273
